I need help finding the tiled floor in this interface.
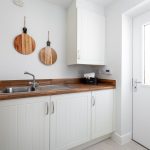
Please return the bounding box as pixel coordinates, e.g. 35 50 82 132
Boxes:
85 139 147 150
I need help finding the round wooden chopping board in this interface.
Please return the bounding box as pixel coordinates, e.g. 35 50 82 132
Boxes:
39 47 57 65
14 33 36 55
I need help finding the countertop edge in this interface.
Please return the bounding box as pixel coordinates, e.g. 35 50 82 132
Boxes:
0 84 115 101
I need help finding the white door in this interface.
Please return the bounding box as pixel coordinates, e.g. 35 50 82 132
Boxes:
133 11 150 149
18 97 50 150
91 90 114 139
50 92 91 150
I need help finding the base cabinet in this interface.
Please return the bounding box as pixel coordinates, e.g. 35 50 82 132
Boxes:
91 90 114 139
50 90 114 150
50 92 91 150
0 89 114 150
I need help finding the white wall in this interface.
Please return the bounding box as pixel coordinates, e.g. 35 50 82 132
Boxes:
105 0 149 144
0 0 92 80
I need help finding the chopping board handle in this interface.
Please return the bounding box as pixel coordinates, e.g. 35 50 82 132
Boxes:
23 27 27 33
23 16 27 33
47 31 51 46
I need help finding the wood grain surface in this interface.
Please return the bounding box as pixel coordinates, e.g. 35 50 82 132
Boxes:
39 47 57 65
0 78 81 89
14 33 36 55
0 79 116 100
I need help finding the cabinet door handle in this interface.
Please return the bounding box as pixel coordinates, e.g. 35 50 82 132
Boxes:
45 102 49 115
51 101 55 114
92 96 95 106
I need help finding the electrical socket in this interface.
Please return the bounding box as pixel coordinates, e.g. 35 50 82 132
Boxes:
101 67 112 75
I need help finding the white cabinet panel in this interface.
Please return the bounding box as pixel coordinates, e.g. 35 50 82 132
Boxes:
77 9 105 65
0 105 18 150
0 96 50 150
18 97 50 150
0 89 114 150
67 0 105 65
50 92 91 150
91 90 114 139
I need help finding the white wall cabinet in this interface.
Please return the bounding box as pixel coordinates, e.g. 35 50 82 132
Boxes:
67 0 105 65
91 90 114 139
0 96 50 150
50 92 91 150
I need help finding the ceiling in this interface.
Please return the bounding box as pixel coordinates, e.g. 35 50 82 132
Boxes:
47 0 117 8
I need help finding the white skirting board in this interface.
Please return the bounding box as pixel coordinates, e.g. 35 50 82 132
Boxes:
111 132 132 145
70 132 131 150
71 134 112 150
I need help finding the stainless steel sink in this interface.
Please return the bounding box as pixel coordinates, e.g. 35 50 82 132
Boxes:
0 84 77 94
2 86 35 93
37 85 76 91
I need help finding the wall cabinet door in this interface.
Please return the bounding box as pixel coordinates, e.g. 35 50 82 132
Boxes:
91 90 114 139
50 92 91 150
67 0 105 65
77 8 105 65
0 96 50 150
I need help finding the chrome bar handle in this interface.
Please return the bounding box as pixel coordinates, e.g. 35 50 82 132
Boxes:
45 102 49 115
51 101 54 114
92 96 95 106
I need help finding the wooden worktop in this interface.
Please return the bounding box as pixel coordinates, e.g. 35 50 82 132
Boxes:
0 79 116 100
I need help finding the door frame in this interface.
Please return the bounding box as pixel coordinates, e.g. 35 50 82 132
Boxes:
119 0 150 146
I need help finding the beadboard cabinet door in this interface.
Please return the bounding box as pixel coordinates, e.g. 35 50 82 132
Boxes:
0 103 18 150
17 97 50 150
0 96 50 150
91 90 114 139
50 92 91 150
